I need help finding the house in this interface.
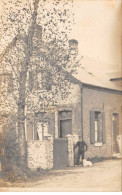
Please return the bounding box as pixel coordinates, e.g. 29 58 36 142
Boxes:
0 24 122 171
106 71 122 87
25 54 122 170
72 66 122 159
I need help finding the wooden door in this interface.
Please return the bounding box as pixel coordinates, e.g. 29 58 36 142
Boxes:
113 114 119 153
60 119 72 138
53 138 68 169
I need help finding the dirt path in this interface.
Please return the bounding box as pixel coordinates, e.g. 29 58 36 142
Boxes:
0 159 122 191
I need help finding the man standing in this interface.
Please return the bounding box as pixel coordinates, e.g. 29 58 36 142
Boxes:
74 137 88 165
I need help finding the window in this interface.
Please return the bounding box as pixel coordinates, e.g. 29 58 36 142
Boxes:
59 111 72 138
90 111 105 145
112 113 119 153
26 121 35 141
29 71 43 91
26 122 48 141
112 113 118 121
95 112 101 142
26 112 48 141
36 122 48 140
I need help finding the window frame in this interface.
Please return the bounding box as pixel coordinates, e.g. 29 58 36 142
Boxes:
90 110 105 146
58 110 72 138
26 112 48 141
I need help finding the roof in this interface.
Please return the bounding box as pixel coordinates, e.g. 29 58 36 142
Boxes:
68 56 122 92
106 71 122 80
0 33 121 92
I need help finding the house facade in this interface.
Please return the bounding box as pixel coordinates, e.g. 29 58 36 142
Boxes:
25 67 122 170
25 76 82 170
82 84 122 159
1 69 121 171
24 30 122 169
0 24 121 171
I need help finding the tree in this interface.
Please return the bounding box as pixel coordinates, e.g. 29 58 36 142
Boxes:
0 0 78 171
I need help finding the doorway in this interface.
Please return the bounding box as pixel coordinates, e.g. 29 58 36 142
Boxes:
112 113 119 153
59 111 72 138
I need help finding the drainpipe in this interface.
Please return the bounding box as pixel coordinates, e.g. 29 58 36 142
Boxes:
80 84 84 140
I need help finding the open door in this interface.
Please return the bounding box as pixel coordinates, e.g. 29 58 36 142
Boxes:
112 113 119 154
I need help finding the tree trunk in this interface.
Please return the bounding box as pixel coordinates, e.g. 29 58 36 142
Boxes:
17 0 39 169
17 71 27 167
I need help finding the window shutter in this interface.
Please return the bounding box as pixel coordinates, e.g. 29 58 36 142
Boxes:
33 124 39 140
90 111 95 144
102 112 105 143
26 114 34 140
98 112 102 142
26 122 33 140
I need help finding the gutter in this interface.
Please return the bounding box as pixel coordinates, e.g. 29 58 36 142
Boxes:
82 82 122 94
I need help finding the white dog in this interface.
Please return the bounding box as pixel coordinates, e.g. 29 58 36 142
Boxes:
83 159 92 167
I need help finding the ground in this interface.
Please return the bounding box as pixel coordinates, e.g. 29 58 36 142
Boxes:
0 159 121 192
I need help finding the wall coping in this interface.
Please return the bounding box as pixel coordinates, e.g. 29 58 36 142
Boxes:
26 140 51 143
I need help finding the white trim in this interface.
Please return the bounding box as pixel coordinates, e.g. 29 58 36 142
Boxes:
94 142 102 147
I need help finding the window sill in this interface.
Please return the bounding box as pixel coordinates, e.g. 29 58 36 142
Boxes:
94 142 102 147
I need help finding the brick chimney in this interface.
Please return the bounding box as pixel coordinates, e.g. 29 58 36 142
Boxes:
68 39 78 62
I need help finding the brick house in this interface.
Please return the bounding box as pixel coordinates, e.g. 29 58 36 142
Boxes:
0 25 122 170
25 61 122 170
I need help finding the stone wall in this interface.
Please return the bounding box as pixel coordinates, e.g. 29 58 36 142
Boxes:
27 135 53 170
82 86 122 159
27 134 80 169
66 134 79 166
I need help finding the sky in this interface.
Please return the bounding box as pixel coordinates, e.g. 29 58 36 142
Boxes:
70 0 122 71
0 0 121 72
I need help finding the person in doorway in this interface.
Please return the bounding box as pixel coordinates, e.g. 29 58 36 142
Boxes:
74 136 88 166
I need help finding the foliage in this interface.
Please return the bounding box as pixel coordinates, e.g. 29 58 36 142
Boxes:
0 0 79 171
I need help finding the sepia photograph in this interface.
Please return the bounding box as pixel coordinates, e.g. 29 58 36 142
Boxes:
0 0 122 192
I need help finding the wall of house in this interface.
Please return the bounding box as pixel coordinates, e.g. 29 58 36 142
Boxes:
82 86 122 159
27 136 53 170
53 83 82 137
25 82 82 170
26 82 82 138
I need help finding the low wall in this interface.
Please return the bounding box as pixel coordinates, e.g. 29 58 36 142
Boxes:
27 137 53 170
27 134 79 170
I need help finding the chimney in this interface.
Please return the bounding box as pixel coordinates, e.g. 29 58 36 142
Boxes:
69 39 78 55
68 39 78 62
